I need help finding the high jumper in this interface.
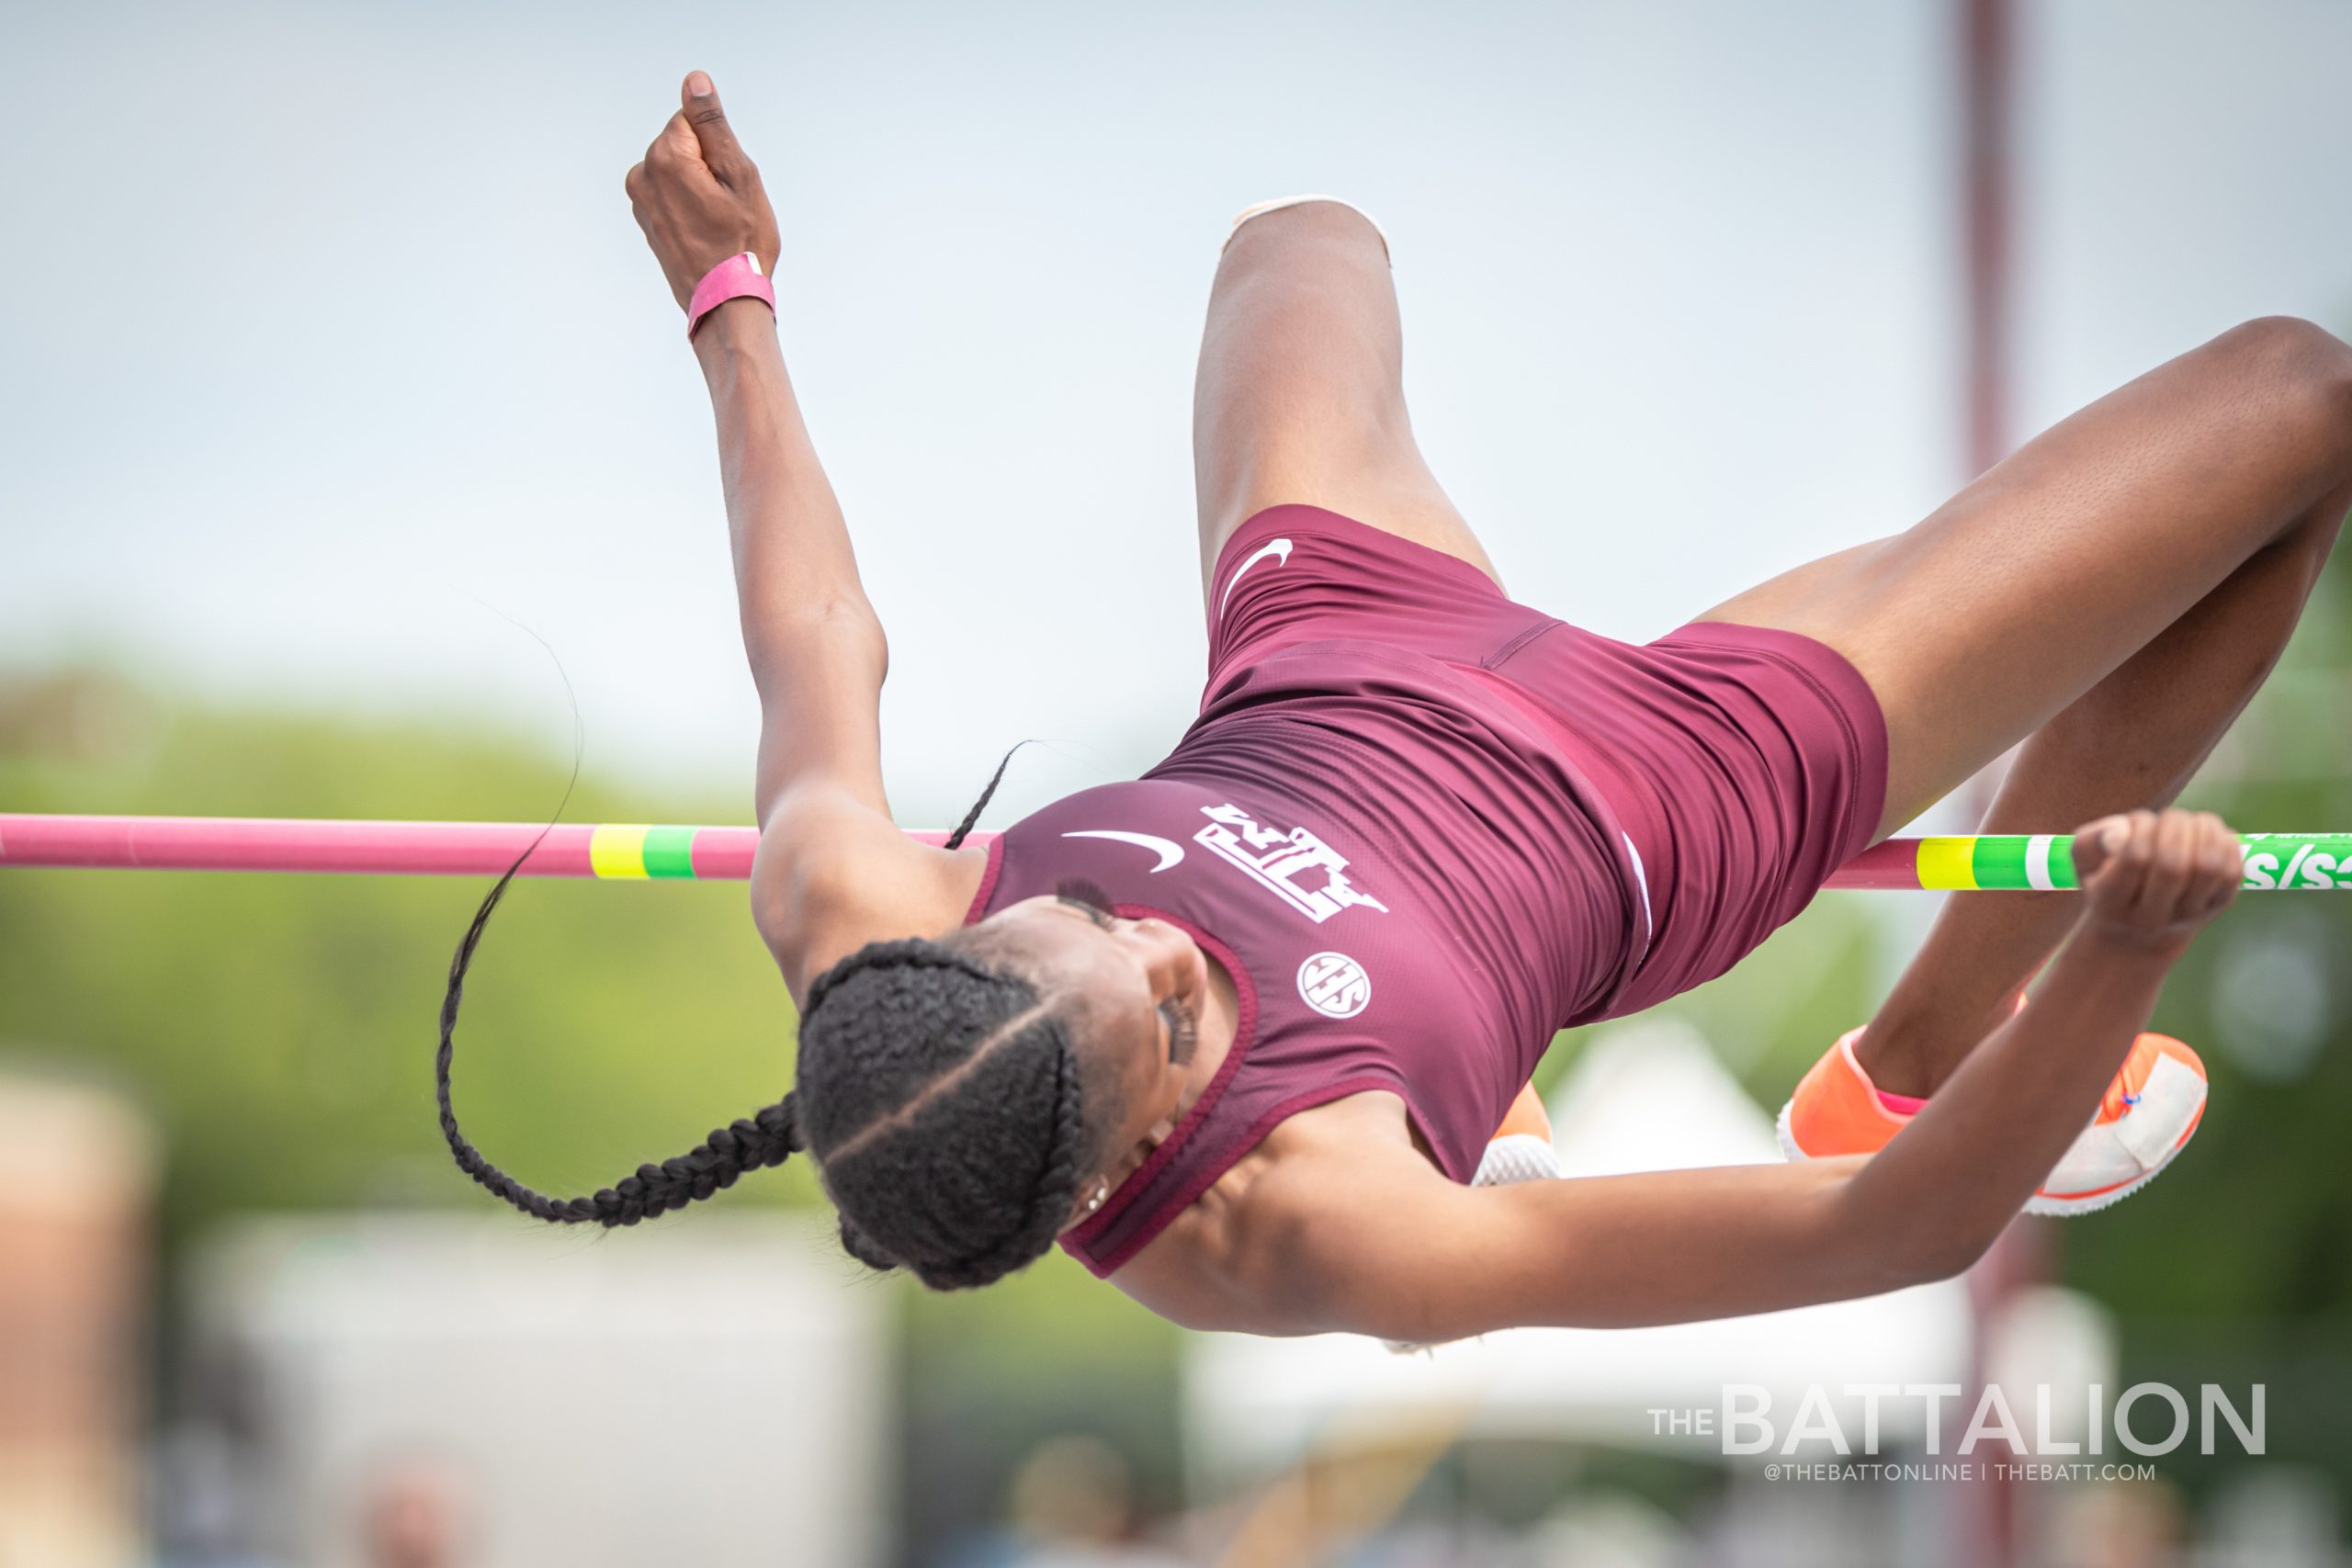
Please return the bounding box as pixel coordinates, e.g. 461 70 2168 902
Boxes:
428 71 2342 1342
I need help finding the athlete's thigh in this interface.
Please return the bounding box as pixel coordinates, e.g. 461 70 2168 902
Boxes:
1700 318 2352 837
1193 198 1502 594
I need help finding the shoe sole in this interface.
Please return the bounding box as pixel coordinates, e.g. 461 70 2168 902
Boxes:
1774 1098 2203 1220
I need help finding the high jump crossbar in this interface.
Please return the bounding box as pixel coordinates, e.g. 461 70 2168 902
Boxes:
3 815 2350 893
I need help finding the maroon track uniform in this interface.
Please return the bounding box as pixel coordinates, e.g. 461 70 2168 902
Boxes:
964 504 1886 1277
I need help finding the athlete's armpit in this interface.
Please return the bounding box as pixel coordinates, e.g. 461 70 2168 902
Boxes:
752 784 979 1003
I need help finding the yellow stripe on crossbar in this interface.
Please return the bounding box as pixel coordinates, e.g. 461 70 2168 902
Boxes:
589 824 650 879
1917 836 1979 890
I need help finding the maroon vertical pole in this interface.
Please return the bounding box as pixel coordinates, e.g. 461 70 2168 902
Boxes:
1960 5 2030 1567
1964 0 2014 479
1952 0 2020 804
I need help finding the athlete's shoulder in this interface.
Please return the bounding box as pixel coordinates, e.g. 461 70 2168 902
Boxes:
752 784 985 999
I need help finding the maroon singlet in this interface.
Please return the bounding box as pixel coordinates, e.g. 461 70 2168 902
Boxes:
964 504 1886 1278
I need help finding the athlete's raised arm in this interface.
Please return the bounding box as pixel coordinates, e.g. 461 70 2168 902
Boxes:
628 74 968 993
1240 809 2240 1341
628 73 885 828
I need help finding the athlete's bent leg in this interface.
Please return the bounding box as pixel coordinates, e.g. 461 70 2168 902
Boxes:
1705 317 2352 1092
1865 504 2341 1092
1193 198 1499 593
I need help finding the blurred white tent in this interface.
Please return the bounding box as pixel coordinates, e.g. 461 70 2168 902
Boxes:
1184 1018 1975 1488
183 1213 888 1568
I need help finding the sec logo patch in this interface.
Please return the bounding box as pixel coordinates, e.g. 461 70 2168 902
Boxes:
1296 951 1371 1020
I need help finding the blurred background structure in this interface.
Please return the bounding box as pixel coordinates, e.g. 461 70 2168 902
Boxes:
175 1214 885 1567
0 1077 154 1566
9 0 2352 1562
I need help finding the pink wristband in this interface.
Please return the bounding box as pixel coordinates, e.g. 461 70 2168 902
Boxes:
685 252 775 338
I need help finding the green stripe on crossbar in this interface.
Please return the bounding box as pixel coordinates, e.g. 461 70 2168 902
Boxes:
1973 835 2030 890
642 827 698 878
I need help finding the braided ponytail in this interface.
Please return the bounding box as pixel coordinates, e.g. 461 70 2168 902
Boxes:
434 852 803 1225
433 741 1104 1284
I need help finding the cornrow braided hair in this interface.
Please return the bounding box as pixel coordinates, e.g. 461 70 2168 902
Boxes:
790 937 1097 1290
435 744 1104 1290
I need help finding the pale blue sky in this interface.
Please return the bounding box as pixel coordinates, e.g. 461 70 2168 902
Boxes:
5 1 2350 827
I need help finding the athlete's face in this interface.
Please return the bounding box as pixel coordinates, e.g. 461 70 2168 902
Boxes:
979 885 1209 1186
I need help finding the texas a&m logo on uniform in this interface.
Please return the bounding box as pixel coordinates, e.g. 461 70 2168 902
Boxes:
1193 804 1388 924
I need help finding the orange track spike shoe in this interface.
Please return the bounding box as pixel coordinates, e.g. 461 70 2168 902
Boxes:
1777 1025 2208 1217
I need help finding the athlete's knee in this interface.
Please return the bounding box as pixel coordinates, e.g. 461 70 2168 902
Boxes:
2215 316 2352 423
2215 320 2352 558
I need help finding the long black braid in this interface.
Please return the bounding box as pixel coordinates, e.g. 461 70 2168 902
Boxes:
435 744 1105 1288
433 851 804 1225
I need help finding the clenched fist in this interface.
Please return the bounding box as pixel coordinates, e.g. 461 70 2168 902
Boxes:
624 72 782 313
2071 808 2243 958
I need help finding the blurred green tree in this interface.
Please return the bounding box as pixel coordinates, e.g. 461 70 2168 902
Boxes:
0 668 813 1243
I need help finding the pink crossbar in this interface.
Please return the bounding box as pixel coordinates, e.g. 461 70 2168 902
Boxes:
0 811 1934 887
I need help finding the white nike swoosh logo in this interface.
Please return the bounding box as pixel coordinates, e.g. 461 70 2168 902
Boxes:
1622 830 1654 954
1218 536 1294 619
1061 829 1185 872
